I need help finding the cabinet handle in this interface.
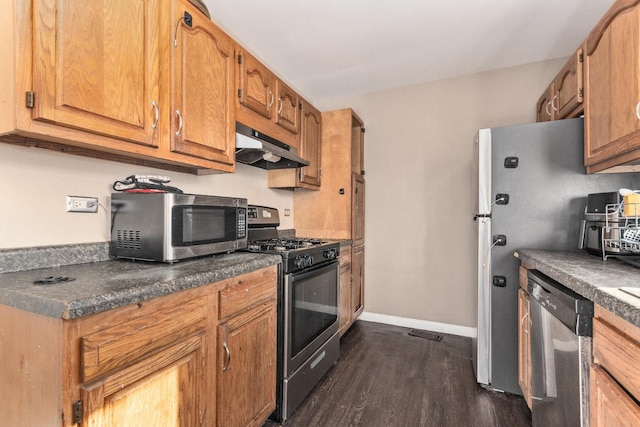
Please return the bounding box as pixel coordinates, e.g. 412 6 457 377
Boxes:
268 90 274 108
551 95 558 112
545 101 551 116
278 98 283 115
222 341 231 372
521 312 529 335
175 110 183 136
151 101 159 130
636 102 640 120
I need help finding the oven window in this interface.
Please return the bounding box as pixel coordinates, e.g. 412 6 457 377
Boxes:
291 264 338 356
172 206 236 246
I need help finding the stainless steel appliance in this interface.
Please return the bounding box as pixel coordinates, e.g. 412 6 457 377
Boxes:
528 270 593 427
110 192 247 263
580 192 626 256
246 205 339 423
472 117 640 394
235 122 309 169
580 191 640 265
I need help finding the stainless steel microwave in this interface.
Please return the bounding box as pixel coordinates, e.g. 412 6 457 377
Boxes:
110 192 247 262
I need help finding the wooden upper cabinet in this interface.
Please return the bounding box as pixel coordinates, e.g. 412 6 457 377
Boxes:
585 0 640 172
171 0 235 165
275 80 300 134
536 83 556 122
2 0 236 173
536 46 585 123
238 50 275 120
31 0 160 147
299 100 322 187
235 45 300 149
266 98 321 190
555 48 584 119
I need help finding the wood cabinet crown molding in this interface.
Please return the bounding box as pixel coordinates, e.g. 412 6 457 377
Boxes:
586 0 640 56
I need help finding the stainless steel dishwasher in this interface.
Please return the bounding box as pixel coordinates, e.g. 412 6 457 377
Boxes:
528 270 594 427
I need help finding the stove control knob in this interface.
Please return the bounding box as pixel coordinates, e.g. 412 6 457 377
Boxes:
294 256 305 269
305 255 313 267
323 249 337 260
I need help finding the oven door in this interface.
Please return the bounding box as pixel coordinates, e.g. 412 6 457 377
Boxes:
284 260 339 377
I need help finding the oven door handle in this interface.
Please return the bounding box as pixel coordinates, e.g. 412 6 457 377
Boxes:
290 260 339 282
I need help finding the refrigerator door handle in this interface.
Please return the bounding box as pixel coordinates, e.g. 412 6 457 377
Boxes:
473 213 492 221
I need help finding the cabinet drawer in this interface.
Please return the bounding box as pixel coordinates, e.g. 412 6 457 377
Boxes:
590 364 640 426
81 296 207 382
219 268 277 320
593 316 640 401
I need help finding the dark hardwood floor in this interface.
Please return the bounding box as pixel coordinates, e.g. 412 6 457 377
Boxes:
264 320 531 427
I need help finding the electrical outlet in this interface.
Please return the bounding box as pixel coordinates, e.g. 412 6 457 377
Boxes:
284 209 291 216
66 196 98 213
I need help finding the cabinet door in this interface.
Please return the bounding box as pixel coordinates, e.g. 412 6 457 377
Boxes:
82 335 205 427
32 0 160 146
351 114 365 175
299 100 322 187
585 5 640 168
517 288 532 409
352 173 365 246
238 50 275 120
555 48 584 119
218 302 276 427
275 80 300 134
591 364 640 427
351 245 364 319
536 83 556 122
171 0 235 165
339 262 352 336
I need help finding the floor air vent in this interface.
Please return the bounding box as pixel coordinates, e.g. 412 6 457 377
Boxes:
408 329 443 341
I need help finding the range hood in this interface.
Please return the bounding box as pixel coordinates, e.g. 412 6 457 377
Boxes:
235 122 309 170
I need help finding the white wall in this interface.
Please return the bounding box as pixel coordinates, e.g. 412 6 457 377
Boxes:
0 144 294 248
316 58 566 329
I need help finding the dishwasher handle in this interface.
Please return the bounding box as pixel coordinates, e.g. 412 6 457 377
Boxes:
527 270 594 336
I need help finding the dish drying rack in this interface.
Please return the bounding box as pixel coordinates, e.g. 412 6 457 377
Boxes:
601 200 640 260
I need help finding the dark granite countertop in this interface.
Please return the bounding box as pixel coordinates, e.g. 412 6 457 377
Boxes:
0 252 281 320
515 249 640 327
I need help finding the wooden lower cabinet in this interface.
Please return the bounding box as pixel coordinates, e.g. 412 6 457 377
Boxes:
81 335 205 426
352 244 365 320
339 243 353 336
0 265 277 427
338 242 364 337
217 301 276 427
517 288 531 409
590 364 640 427
591 304 640 426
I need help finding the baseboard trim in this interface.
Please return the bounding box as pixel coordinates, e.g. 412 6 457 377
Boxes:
358 311 476 338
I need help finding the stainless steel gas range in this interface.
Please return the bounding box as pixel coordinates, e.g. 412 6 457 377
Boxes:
246 205 340 423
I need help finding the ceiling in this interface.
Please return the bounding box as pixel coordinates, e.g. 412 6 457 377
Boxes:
203 0 615 103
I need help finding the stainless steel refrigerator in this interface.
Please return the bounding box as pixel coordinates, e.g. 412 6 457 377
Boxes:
471 117 640 395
